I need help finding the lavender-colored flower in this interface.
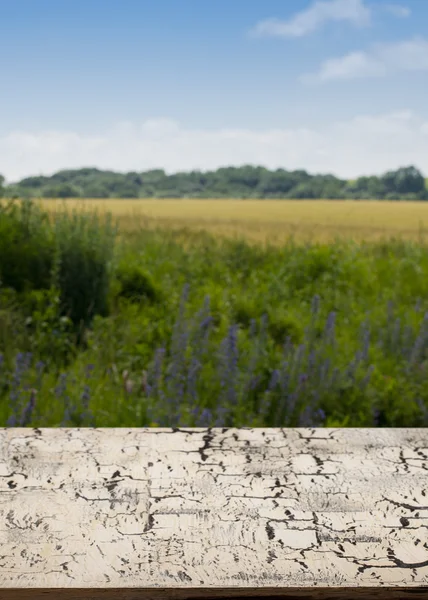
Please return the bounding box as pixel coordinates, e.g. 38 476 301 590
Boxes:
85 364 95 379
196 408 213 427
186 356 201 407
19 389 37 427
165 288 192 417
249 374 261 391
35 360 45 386
190 295 213 358
298 404 314 427
8 351 32 427
218 324 239 410
268 369 280 392
258 369 280 423
315 408 326 425
324 311 336 344
55 373 68 398
81 384 91 407
311 294 320 317
299 373 308 385
215 405 228 427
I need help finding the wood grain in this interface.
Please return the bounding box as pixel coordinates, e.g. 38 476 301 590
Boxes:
0 427 427 599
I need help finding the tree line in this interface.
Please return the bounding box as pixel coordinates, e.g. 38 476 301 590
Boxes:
1 165 427 200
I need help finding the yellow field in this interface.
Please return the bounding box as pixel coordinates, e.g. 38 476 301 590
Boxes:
34 198 428 244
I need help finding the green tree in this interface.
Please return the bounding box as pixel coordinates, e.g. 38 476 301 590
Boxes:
44 183 81 198
381 166 425 196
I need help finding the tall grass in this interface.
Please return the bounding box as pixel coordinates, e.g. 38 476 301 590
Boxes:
1 199 428 428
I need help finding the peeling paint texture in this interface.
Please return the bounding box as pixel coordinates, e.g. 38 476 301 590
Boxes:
0 427 427 599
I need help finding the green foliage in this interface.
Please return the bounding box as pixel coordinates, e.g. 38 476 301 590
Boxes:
116 262 161 303
44 183 81 198
4 164 428 200
21 286 75 367
266 309 303 346
2 216 428 428
0 199 54 292
0 199 117 343
51 208 117 333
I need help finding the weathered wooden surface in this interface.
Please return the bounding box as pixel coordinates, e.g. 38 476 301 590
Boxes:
0 427 427 600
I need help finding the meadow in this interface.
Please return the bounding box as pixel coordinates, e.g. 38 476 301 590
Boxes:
37 197 428 243
1 196 428 429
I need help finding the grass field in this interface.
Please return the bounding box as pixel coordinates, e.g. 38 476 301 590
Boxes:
35 197 428 243
2 196 428 429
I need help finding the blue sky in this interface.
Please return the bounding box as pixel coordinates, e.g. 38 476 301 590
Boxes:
1 0 427 182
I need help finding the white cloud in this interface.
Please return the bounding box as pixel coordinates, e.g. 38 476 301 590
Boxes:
1 111 427 183
301 51 386 83
375 37 428 70
250 0 371 38
382 4 411 18
302 36 428 82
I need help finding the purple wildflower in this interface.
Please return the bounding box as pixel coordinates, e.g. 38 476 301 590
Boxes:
85 364 95 379
218 324 239 410
215 405 228 427
196 408 213 427
7 351 32 427
311 294 320 317
19 389 37 427
298 404 314 427
324 311 336 344
186 356 201 407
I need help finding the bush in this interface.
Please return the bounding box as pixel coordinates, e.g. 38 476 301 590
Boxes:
0 199 54 292
51 208 117 333
0 199 117 338
116 263 160 303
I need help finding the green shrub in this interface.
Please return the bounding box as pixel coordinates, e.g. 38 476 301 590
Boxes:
116 263 160 303
0 199 117 338
0 199 53 292
267 310 303 346
51 207 117 333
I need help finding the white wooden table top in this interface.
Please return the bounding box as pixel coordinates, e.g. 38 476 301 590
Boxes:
0 427 427 599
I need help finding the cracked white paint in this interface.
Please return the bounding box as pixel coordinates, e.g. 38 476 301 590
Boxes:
0 427 427 599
